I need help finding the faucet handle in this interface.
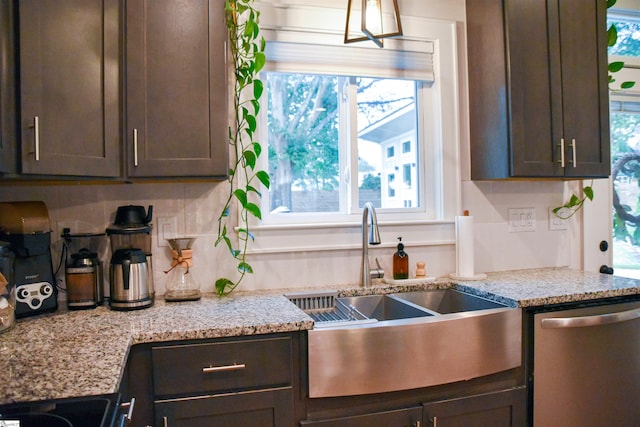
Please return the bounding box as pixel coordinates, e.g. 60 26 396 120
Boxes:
371 257 384 279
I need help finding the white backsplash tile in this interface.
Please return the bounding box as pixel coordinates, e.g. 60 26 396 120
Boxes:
0 179 577 294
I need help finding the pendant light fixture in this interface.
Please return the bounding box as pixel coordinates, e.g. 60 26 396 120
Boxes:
344 0 403 48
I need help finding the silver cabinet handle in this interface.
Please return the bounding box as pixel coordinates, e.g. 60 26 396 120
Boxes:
120 397 135 424
202 363 246 373
163 416 168 427
541 306 640 329
558 138 565 167
432 416 437 427
133 128 139 167
33 116 40 161
571 138 577 167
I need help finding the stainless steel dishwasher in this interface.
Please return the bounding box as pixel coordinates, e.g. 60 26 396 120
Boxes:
533 299 640 427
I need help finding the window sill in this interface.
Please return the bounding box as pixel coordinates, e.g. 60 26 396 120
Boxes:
245 219 455 255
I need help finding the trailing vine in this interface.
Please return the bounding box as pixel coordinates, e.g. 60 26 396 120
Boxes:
215 0 269 295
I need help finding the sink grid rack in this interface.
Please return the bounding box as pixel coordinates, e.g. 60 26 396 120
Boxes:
286 291 375 327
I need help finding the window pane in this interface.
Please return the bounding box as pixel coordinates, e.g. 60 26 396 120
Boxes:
357 78 418 209
266 73 340 213
608 19 640 57
265 73 421 216
611 109 640 277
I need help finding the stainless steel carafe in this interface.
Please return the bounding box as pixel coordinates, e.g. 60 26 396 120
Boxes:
109 248 154 310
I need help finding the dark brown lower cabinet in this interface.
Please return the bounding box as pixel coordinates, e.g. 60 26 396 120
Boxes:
300 407 422 427
422 388 526 427
155 387 294 427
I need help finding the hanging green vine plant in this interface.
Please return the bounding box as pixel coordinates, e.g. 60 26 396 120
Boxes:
215 0 269 295
553 0 635 219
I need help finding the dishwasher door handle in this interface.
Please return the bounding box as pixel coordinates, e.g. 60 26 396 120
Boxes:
541 306 640 328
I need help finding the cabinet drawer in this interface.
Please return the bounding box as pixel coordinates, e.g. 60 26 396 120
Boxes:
152 336 292 396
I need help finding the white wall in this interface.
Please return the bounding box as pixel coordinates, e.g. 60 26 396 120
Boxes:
0 0 580 297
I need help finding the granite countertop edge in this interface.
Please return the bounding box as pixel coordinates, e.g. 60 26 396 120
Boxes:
2 266 640 405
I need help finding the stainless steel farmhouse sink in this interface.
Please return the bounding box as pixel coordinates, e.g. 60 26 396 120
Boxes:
337 294 435 321
391 289 507 314
287 288 522 398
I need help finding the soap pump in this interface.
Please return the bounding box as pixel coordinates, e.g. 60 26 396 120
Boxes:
393 237 409 280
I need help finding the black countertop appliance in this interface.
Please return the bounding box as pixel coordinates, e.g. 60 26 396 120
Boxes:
0 201 57 318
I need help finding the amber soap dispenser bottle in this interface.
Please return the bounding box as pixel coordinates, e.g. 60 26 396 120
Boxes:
393 237 409 280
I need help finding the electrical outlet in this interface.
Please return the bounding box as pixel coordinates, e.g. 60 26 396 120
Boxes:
549 207 568 231
508 208 536 232
157 217 177 246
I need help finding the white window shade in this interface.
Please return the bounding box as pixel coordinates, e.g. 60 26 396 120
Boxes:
263 39 435 83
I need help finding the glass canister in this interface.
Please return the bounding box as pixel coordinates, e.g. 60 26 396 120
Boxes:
164 237 201 302
66 249 103 309
0 241 15 334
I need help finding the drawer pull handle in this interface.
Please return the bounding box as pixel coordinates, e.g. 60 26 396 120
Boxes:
202 363 246 373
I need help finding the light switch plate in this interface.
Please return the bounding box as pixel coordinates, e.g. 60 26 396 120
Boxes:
157 217 177 246
508 208 536 232
549 207 568 230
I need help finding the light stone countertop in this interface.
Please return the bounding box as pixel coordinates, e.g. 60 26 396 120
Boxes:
1 267 640 405
0 293 313 405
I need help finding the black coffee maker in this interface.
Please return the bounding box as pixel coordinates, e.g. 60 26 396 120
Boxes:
0 201 57 318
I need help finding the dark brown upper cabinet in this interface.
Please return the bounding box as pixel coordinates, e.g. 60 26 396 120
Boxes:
0 0 16 174
17 0 120 177
467 0 610 180
125 0 228 179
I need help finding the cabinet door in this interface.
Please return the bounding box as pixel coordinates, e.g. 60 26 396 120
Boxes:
125 0 228 178
155 388 294 427
555 0 610 178
423 388 525 427
18 0 120 177
0 0 16 174
300 407 422 427
467 0 609 179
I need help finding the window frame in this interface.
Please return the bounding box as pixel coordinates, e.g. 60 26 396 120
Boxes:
243 5 461 255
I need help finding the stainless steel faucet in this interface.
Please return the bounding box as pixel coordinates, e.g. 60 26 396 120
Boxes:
361 202 384 287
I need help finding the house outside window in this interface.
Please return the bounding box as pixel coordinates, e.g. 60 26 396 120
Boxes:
402 140 411 153
387 146 395 158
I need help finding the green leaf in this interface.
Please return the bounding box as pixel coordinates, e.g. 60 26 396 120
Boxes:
622 81 636 89
253 142 262 158
251 99 261 115
583 186 594 201
222 206 230 217
246 114 257 133
246 184 261 196
568 194 581 207
215 278 234 295
256 170 271 188
608 24 618 47
609 61 625 73
233 188 248 207
223 235 234 254
237 262 254 274
607 0 617 9
238 227 255 241
254 52 266 73
246 202 262 220
254 79 264 100
244 150 257 169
